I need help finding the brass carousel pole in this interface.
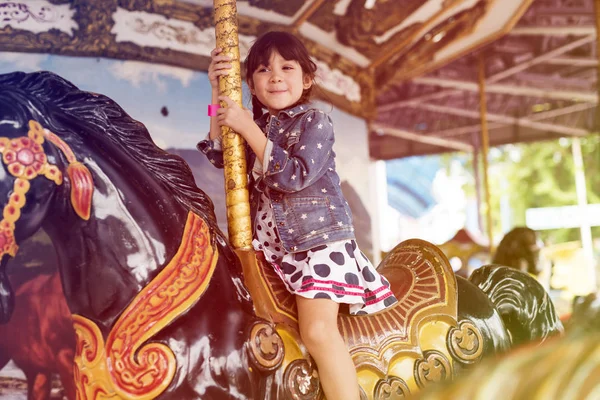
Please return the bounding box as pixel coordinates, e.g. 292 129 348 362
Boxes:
478 55 494 253
594 0 600 121
213 0 275 320
213 0 252 250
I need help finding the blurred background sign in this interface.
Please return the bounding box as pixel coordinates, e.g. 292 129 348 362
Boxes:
527 204 600 230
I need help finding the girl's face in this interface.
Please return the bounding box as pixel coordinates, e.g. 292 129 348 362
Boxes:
250 50 312 115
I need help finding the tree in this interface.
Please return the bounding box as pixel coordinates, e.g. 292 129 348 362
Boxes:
482 134 600 245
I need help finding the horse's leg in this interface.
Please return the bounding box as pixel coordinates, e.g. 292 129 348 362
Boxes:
24 369 52 400
56 348 76 400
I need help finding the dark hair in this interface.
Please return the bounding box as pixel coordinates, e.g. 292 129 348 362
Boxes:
245 31 317 120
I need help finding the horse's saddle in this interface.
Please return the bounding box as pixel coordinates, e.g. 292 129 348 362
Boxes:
253 239 459 375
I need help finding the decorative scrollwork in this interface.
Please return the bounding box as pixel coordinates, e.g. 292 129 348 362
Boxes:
130 19 211 46
447 320 484 364
414 350 451 388
0 2 63 25
374 376 411 399
359 385 369 400
247 322 284 372
72 212 218 400
283 359 321 400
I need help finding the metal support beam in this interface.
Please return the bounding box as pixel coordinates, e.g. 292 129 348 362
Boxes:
544 57 598 67
412 76 598 103
478 56 494 251
291 0 326 28
433 103 597 138
414 103 591 136
371 123 474 152
509 26 596 36
595 0 600 123
379 35 595 111
572 137 597 292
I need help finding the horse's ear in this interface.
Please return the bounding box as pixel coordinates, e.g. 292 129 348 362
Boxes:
67 161 93 220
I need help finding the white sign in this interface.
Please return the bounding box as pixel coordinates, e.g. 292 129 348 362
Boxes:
526 204 600 230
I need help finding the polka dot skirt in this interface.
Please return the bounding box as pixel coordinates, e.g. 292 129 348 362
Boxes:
252 193 398 315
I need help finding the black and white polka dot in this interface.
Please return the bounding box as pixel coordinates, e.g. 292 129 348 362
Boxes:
252 192 398 314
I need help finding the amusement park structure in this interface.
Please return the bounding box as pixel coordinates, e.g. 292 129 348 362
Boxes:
0 0 597 399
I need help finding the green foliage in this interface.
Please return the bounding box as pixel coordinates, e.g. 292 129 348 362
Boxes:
483 134 600 244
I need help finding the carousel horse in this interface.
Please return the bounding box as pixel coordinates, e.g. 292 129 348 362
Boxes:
564 292 600 336
492 227 543 276
417 332 600 400
0 271 76 400
0 71 563 399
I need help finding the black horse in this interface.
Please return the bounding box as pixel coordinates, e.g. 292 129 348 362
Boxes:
0 71 563 400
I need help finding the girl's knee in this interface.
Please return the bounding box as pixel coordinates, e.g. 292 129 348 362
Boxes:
299 318 337 350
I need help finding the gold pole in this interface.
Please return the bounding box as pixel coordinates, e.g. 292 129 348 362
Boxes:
595 0 600 122
213 0 252 250
478 55 494 253
213 1 279 321
471 131 484 233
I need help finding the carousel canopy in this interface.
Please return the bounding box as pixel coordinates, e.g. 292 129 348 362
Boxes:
0 0 596 159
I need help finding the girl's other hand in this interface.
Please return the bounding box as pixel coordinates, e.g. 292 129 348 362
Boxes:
216 95 254 134
208 48 232 91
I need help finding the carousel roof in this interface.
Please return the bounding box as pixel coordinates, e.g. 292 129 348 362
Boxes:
372 0 598 159
0 0 596 159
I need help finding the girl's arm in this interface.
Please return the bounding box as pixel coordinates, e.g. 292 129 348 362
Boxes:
261 109 335 193
209 88 222 142
197 48 231 168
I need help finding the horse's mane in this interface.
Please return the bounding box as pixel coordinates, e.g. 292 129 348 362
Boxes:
0 71 220 233
470 265 563 346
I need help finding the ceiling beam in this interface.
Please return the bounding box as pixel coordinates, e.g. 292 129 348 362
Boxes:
371 123 474 152
509 26 596 36
412 103 591 136
544 57 598 67
431 102 597 138
291 0 327 28
412 76 598 102
484 35 596 82
378 35 595 111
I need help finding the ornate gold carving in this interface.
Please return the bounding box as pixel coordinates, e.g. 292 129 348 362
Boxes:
380 0 495 86
448 320 484 364
72 212 218 399
283 359 321 400
374 376 411 399
414 351 451 388
248 322 285 372
334 0 424 54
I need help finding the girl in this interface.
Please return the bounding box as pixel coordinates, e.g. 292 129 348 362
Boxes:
198 31 398 400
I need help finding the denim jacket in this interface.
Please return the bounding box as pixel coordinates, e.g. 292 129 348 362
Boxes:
197 102 356 252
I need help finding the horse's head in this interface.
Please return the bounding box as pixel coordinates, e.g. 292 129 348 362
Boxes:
0 71 231 327
493 227 543 275
0 73 94 322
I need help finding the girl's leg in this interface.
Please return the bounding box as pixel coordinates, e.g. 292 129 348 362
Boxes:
296 296 360 400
